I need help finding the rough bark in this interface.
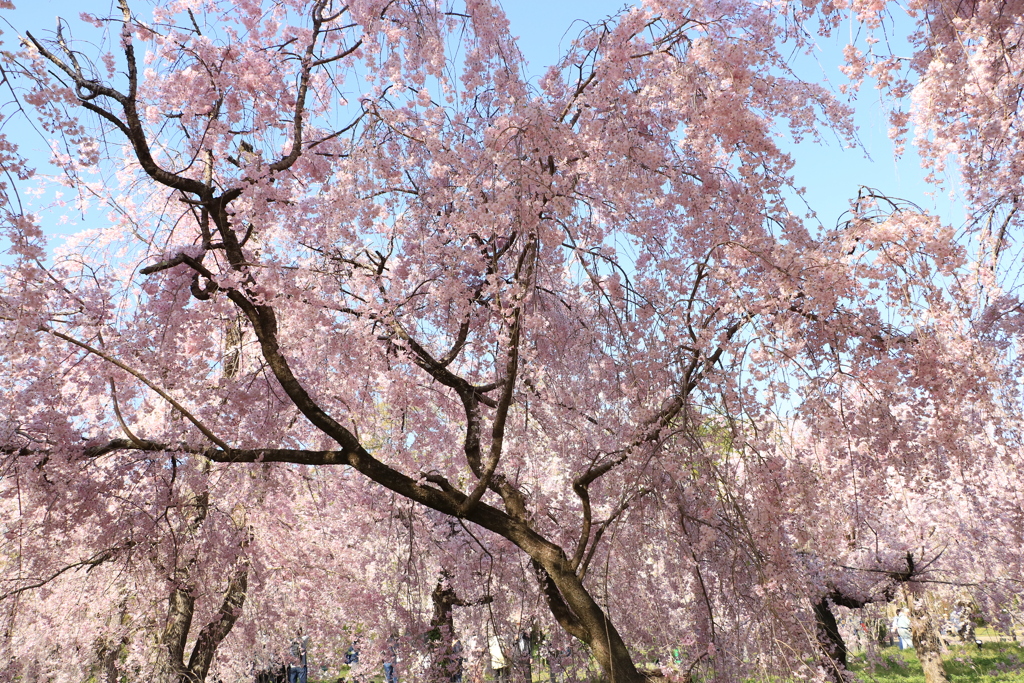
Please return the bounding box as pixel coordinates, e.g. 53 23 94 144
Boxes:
908 593 950 683
99 641 123 683
813 599 849 683
186 567 249 681
810 555 924 682
427 574 467 683
155 566 249 683
161 583 196 683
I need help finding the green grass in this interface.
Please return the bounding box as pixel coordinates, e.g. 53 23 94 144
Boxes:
309 645 1024 683
850 644 1024 682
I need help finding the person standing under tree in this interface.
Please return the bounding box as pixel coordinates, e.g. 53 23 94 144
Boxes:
288 631 309 683
895 608 913 650
489 635 509 683
383 635 398 683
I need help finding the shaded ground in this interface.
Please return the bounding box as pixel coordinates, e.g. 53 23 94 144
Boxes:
851 643 1024 682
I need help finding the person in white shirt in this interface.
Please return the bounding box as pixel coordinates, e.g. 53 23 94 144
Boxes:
894 608 913 650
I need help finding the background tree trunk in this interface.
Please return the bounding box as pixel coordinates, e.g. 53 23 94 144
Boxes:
813 599 849 682
908 592 950 683
428 575 463 683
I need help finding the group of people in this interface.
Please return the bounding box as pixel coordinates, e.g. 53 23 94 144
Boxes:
257 629 557 683
888 603 982 651
942 603 979 646
341 637 398 683
252 634 309 683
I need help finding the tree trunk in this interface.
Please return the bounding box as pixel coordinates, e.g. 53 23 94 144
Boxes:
427 575 464 683
532 553 648 683
159 582 196 683
99 641 121 683
156 565 249 683
98 599 131 683
185 566 249 681
813 599 849 683
908 593 949 683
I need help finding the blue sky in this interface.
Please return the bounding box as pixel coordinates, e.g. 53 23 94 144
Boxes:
1 0 963 234
503 0 960 229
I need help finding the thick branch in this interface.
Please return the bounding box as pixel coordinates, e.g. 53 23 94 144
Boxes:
115 1 207 195
579 493 636 580
109 378 147 448
139 252 213 277
570 454 628 571
437 316 471 367
391 325 489 476
187 565 248 680
23 32 127 106
164 582 195 676
813 598 849 682
26 7 209 198
267 1 363 173
461 238 536 515
532 559 588 642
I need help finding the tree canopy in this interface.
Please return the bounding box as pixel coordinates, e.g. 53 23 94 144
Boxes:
1 0 1023 681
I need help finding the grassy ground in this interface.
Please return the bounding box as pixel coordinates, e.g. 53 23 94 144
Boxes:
850 643 1024 682
309 644 1024 683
